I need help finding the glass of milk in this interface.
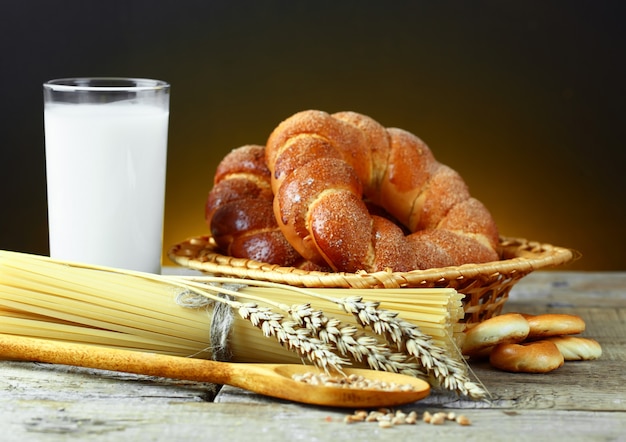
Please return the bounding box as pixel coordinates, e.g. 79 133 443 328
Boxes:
43 78 170 274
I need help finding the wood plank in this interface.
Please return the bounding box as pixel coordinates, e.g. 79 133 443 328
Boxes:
1 361 625 442
508 271 626 306
1 388 624 441
1 361 219 403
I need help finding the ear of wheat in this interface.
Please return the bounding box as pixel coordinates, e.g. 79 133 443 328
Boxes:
0 250 486 399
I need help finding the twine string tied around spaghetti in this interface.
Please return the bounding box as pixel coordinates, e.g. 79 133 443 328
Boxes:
175 283 245 362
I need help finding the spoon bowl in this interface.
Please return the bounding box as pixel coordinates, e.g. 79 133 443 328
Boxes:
245 364 430 408
0 334 429 408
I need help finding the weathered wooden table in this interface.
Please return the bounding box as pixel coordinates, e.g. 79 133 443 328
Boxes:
1 271 625 441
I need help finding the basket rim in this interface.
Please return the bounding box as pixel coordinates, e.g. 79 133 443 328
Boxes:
167 235 575 289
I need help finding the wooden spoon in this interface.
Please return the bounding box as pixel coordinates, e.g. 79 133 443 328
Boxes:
0 334 429 408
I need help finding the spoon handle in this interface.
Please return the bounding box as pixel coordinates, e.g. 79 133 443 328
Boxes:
0 334 235 385
1 334 432 408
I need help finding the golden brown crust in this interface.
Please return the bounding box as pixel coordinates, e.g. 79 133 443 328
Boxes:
205 145 329 270
273 158 365 268
267 110 369 189
331 111 391 198
265 110 499 272
521 313 586 339
379 128 435 228
462 313 530 356
464 312 600 372
489 340 565 373
460 311 600 372
546 336 602 361
213 143 272 183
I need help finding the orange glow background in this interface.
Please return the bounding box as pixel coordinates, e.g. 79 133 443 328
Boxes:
1 2 624 270
157 4 625 271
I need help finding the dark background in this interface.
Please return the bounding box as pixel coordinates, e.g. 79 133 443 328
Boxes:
2 1 625 270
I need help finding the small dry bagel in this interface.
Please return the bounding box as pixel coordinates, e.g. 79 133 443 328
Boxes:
546 336 602 361
462 313 530 356
521 313 586 339
489 340 565 373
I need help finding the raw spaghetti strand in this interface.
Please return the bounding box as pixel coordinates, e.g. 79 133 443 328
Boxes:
0 250 481 398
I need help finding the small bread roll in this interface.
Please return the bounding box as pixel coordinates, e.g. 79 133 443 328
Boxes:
462 313 530 356
521 313 586 339
546 336 602 361
490 340 565 373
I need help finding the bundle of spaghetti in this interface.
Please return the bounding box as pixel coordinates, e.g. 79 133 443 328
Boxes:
237 286 465 349
0 251 212 357
0 250 467 383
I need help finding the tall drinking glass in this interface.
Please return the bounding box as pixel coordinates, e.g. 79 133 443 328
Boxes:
43 78 170 273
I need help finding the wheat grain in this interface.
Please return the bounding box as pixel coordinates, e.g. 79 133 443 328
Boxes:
237 302 348 373
291 372 418 392
334 296 487 400
288 303 424 376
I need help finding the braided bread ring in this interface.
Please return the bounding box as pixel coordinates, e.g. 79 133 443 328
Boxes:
546 336 602 361
265 110 499 272
490 340 565 373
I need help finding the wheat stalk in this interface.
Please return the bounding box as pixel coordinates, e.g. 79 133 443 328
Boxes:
176 282 484 398
155 277 482 397
177 288 423 376
288 304 424 377
334 296 486 400
237 302 348 373
175 285 349 373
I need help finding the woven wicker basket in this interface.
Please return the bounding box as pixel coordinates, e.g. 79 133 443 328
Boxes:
168 236 574 325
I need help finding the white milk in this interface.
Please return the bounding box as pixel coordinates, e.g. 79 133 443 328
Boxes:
44 102 169 273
